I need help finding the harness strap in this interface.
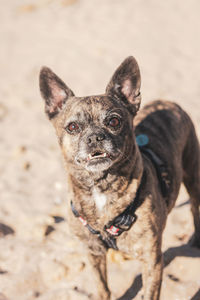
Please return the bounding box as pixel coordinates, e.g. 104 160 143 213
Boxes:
71 201 118 250
139 147 171 198
71 202 100 235
104 171 146 235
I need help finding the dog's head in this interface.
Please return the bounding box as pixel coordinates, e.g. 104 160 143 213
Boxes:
39 56 141 174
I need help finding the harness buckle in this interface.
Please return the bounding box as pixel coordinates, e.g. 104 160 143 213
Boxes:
78 216 87 226
106 225 120 236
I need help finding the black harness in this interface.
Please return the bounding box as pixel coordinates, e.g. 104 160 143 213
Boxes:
71 137 171 250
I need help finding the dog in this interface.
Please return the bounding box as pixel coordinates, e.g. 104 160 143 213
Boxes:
39 56 200 300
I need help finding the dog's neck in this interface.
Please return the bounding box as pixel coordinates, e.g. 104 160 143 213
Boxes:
67 145 143 222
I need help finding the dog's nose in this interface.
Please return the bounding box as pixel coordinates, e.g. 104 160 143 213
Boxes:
87 132 105 144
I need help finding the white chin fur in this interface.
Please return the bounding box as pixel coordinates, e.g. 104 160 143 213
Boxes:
85 160 111 172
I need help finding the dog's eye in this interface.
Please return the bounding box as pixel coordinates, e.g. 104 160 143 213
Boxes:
67 122 79 132
108 117 121 128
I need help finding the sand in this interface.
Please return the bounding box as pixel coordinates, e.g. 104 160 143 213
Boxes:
0 0 200 299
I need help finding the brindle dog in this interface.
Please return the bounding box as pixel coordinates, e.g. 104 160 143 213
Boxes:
39 56 200 300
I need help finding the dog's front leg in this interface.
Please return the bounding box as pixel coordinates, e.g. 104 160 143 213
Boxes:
88 251 111 300
142 247 163 300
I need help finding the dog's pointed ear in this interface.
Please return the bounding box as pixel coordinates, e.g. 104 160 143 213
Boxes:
39 67 74 119
106 56 141 113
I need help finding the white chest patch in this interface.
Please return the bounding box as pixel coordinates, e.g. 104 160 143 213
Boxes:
92 188 107 211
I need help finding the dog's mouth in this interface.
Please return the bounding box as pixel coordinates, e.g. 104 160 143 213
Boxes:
87 151 110 161
83 150 116 172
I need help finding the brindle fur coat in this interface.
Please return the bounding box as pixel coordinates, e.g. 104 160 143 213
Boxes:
39 56 200 300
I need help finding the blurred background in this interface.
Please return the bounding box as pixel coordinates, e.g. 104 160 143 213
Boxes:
0 0 200 299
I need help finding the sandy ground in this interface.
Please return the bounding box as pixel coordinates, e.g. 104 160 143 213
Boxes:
0 0 200 299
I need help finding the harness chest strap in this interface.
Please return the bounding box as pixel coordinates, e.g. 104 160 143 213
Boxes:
70 171 146 250
71 201 118 250
71 200 138 237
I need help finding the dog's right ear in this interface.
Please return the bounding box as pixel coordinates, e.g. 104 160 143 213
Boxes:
39 67 74 119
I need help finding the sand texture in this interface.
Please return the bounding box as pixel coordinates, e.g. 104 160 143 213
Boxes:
0 0 200 299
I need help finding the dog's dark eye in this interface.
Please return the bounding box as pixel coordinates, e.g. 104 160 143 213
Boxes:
67 122 79 132
108 117 121 128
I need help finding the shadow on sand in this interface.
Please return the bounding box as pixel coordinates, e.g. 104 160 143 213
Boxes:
117 243 200 300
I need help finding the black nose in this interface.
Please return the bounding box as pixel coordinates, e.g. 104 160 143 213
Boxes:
87 132 105 144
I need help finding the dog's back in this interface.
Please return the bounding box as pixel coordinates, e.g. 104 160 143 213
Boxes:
135 100 200 246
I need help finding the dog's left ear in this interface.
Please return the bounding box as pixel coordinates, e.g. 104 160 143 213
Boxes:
106 56 141 113
39 67 74 119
